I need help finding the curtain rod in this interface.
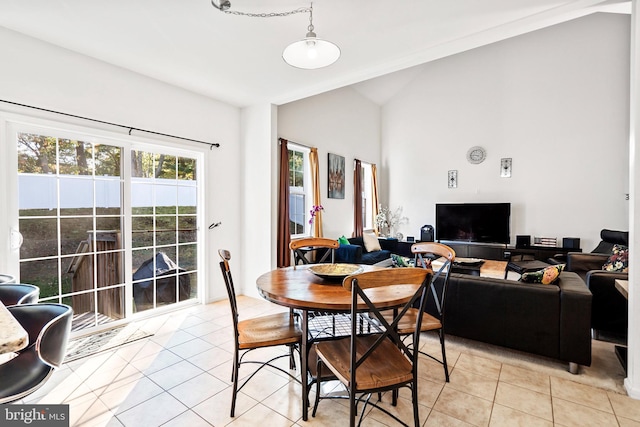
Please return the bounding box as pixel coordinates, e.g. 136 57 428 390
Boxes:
0 99 221 149
279 137 314 150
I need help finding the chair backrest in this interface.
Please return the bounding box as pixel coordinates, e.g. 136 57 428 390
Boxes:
0 283 40 305
0 274 16 284
218 249 240 342
342 268 433 371
411 242 456 318
289 237 339 267
592 229 629 254
8 303 73 368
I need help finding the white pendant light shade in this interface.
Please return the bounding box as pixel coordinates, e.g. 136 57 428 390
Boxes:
283 36 340 69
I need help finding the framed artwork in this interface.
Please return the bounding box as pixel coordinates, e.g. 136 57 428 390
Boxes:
328 153 345 199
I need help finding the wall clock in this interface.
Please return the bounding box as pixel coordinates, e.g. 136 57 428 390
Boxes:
467 146 487 164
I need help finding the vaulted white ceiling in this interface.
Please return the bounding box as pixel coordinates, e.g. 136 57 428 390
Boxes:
0 0 630 107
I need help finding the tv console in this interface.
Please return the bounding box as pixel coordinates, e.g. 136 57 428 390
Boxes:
396 240 581 261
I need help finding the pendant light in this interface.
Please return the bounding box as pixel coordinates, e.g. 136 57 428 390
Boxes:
282 3 340 69
211 1 340 70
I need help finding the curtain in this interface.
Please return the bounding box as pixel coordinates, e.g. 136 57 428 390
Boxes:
371 164 380 235
309 147 323 237
353 159 363 237
277 138 291 267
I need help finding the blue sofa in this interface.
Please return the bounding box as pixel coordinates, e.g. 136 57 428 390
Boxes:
335 236 398 265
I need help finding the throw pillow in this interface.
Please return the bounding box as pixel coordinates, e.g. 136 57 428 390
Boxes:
603 244 629 272
338 235 350 245
520 264 564 285
391 253 410 267
362 232 382 252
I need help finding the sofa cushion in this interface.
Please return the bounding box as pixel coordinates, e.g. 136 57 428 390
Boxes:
363 232 382 252
602 244 629 272
338 235 350 245
361 249 391 265
520 264 564 285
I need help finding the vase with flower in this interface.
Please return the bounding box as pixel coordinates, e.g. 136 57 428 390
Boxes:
375 205 409 238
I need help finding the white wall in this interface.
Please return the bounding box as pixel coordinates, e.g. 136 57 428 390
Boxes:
278 87 381 239
0 26 241 303
381 12 630 252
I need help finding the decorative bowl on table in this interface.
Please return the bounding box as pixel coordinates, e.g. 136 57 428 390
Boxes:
308 263 364 281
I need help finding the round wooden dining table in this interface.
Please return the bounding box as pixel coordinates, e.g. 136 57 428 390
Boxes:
255 264 422 421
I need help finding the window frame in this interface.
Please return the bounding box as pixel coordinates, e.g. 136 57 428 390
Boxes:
288 143 312 238
1 112 207 335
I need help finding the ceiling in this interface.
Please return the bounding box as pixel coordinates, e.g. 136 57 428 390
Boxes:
0 0 630 107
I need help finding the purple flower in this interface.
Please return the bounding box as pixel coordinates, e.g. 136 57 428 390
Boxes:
309 205 324 225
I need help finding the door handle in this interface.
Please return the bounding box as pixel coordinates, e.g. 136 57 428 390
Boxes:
10 228 23 250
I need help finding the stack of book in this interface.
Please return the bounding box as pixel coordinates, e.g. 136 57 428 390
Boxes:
534 237 557 247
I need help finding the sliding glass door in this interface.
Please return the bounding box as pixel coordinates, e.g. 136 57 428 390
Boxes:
11 123 202 333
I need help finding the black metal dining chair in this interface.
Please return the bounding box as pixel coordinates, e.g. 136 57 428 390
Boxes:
218 249 302 417
0 303 73 404
313 267 433 427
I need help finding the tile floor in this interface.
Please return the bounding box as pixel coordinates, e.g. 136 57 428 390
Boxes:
13 296 640 427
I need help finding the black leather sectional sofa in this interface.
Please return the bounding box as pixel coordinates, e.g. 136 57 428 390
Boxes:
430 271 592 373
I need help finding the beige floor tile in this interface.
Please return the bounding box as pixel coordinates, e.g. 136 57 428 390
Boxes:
102 377 164 415
489 403 553 427
499 363 550 395
609 391 640 421
150 329 197 348
167 337 215 359
147 359 204 390
397 376 445 408
187 345 233 371
168 372 228 408
448 366 498 401
192 389 258 425
72 396 116 427
425 409 475 426
129 348 182 374
417 354 451 382
619 417 640 427
236 367 292 402
455 353 502 380
261 380 305 421
433 385 493 426
116 392 188 427
226 402 294 427
160 409 212 427
365 395 430 426
494 382 552 421
552 397 618 427
550 376 613 413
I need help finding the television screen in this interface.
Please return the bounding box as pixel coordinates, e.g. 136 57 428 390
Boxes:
435 203 510 244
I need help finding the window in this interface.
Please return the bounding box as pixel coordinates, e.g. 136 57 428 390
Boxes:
288 145 311 237
12 123 203 333
361 162 374 230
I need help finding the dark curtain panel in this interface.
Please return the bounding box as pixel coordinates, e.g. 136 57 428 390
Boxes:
353 159 363 237
277 139 291 267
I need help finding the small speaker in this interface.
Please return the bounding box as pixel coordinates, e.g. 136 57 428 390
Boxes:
516 235 531 248
421 225 434 242
563 237 581 249
406 236 415 242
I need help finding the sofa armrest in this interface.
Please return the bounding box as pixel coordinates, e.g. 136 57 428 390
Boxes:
378 238 398 253
335 244 362 264
557 272 592 366
566 252 609 276
586 270 628 336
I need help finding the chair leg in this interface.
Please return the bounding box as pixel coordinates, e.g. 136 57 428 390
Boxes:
289 344 296 370
412 382 420 427
231 350 239 417
312 360 322 417
349 385 357 427
439 329 450 382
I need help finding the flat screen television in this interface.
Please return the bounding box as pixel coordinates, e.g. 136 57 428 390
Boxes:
435 203 511 244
